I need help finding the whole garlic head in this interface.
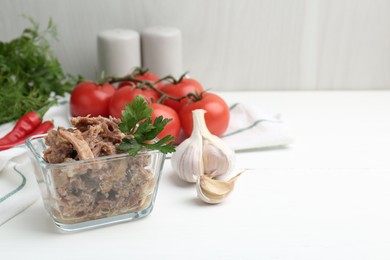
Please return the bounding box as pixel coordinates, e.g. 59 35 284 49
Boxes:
171 109 235 183
171 108 242 204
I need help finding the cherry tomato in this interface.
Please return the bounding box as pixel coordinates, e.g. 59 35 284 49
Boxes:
118 70 163 90
160 78 204 113
149 103 181 142
109 85 160 119
179 92 230 137
70 81 116 117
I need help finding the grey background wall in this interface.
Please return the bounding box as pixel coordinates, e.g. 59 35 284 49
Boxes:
1 0 390 91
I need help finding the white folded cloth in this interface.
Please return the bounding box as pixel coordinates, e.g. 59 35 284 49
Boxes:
222 103 294 151
0 147 39 225
0 99 71 226
0 99 294 225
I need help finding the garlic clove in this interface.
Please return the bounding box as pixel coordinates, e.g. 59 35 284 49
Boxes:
203 138 235 178
171 135 203 183
197 109 235 177
196 173 242 204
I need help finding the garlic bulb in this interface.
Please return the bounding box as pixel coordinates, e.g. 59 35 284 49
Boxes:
196 172 242 204
171 109 242 204
171 109 235 183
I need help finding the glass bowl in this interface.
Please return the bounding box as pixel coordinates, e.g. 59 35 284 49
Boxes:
26 134 166 232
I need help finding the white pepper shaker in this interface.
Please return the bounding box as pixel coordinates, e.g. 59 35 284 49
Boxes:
141 26 183 78
97 29 141 77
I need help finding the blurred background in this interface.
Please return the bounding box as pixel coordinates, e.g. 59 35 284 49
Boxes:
1 0 390 90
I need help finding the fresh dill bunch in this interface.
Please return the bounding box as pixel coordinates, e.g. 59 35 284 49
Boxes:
0 17 79 124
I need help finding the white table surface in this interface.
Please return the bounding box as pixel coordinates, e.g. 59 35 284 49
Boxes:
1 91 390 260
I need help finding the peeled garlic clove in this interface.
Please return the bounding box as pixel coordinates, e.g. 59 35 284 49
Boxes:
196 173 242 204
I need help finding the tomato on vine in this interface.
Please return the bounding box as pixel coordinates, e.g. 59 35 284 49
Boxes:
118 67 163 90
70 81 116 117
159 74 204 113
179 92 230 137
149 103 181 142
109 85 160 119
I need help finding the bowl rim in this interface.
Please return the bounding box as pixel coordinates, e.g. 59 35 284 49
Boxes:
25 133 164 169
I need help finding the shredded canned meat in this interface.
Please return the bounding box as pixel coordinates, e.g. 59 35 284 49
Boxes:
42 116 156 224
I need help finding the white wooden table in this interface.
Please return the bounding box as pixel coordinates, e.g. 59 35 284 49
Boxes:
1 91 390 260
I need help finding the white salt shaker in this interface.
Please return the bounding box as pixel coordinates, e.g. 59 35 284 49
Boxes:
141 26 183 78
97 29 141 77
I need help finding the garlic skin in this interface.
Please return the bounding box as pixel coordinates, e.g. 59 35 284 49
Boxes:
170 128 203 183
203 137 235 178
171 109 235 183
196 173 242 204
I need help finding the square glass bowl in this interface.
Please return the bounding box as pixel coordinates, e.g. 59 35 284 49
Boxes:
26 134 166 232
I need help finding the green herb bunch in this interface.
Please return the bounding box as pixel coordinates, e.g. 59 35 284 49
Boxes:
0 17 79 124
118 95 176 156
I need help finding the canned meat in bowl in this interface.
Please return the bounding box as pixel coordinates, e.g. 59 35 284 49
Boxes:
26 134 165 232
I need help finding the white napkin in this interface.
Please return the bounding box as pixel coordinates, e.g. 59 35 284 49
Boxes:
0 99 71 226
0 148 39 225
222 103 294 151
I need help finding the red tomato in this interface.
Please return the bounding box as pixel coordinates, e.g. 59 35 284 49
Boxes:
149 103 181 141
118 71 163 90
160 78 204 113
70 81 116 117
179 93 230 137
109 86 160 119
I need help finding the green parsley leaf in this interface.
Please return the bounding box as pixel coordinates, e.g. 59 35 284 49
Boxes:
119 98 153 134
134 118 155 141
143 135 176 154
117 95 176 156
117 138 143 157
145 116 172 140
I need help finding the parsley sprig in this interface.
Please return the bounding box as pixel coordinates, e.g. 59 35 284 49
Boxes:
118 95 176 156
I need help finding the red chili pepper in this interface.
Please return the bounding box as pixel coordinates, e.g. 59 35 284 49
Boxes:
0 100 56 146
0 121 54 151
